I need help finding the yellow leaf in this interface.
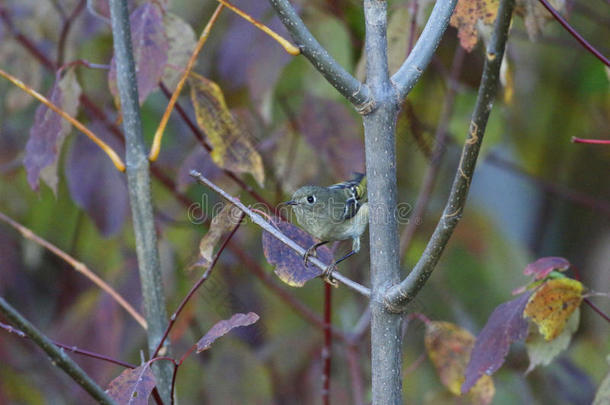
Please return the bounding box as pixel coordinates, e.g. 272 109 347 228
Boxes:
524 278 583 341
450 0 500 52
425 321 495 404
189 72 265 186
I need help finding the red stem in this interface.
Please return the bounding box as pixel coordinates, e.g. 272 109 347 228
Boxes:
0 321 136 368
322 282 333 405
584 298 610 323
537 0 609 66
571 137 610 145
152 212 245 358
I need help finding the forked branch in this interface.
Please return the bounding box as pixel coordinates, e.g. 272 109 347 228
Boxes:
385 0 516 309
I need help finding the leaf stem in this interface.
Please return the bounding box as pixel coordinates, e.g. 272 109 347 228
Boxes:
149 4 224 162
0 68 125 171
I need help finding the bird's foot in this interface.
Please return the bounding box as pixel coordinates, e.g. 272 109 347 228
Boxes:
322 264 339 287
303 246 318 265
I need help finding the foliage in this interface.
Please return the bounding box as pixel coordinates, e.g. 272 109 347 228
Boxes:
0 0 608 403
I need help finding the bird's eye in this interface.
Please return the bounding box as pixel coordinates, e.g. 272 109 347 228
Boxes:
306 195 316 204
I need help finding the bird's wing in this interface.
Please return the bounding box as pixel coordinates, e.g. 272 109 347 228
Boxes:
328 173 367 220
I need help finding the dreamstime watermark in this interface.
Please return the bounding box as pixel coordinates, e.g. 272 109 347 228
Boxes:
187 193 416 226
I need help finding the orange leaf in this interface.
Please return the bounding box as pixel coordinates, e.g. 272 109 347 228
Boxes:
524 278 583 341
450 0 499 51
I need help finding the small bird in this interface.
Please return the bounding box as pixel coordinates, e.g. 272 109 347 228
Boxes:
283 173 368 286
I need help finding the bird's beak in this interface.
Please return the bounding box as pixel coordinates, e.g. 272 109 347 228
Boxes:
280 200 296 207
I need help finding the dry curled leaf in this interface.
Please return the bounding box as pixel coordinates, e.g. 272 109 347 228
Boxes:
425 321 495 404
450 0 499 52
192 203 242 269
524 278 583 341
105 363 156 405
262 219 333 287
196 312 260 353
189 72 265 186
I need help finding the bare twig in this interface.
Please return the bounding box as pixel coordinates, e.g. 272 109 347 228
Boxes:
385 0 516 308
267 0 372 111
0 211 147 329
392 0 458 100
0 297 117 404
345 344 365 405
152 212 245 358
584 298 610 322
571 137 610 145
0 321 136 369
190 170 371 297
57 0 86 66
108 0 173 400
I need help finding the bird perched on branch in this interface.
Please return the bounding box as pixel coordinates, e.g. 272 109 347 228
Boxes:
283 173 368 286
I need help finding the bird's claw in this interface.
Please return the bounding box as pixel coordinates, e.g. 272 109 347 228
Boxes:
322 264 339 287
303 246 318 265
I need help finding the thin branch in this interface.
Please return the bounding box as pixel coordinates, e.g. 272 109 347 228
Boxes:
537 0 609 66
584 298 610 322
345 344 365 405
190 170 371 297
267 0 373 112
108 0 173 401
0 297 117 404
485 152 610 217
392 0 457 101
217 0 299 55
0 211 147 329
571 137 610 145
399 45 465 258
57 0 86 66
152 212 245 358
385 0 516 308
321 283 333 405
0 321 137 369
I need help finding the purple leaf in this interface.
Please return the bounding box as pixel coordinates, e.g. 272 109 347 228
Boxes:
196 312 260 353
298 94 365 180
105 363 156 405
524 256 570 279
462 291 533 393
217 1 291 96
262 219 333 287
24 69 81 193
65 123 128 237
108 2 168 105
